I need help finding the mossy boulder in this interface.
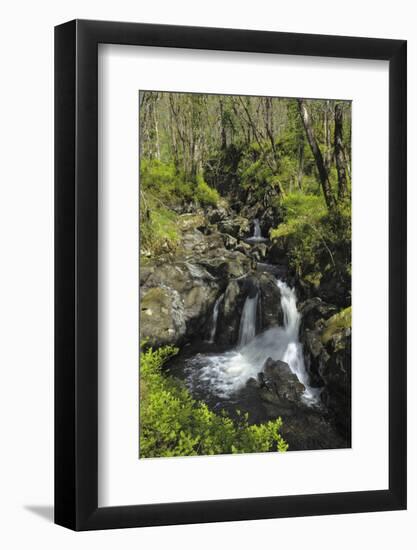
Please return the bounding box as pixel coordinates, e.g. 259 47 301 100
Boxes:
140 287 186 347
321 307 352 345
301 305 352 442
177 212 205 232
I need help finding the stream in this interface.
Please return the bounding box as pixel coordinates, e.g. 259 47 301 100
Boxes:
168 220 321 422
175 278 320 405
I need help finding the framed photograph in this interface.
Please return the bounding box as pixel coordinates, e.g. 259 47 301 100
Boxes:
55 20 407 530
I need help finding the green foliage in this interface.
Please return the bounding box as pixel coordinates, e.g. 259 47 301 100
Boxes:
141 159 219 207
140 203 180 256
322 306 352 345
139 159 219 256
195 174 220 206
140 346 289 458
270 192 351 289
270 193 327 239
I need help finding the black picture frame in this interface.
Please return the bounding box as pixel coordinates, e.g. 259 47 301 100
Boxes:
55 19 407 531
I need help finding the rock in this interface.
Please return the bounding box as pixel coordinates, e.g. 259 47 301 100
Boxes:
280 411 349 451
235 241 252 256
221 233 238 250
240 357 348 450
139 265 154 286
244 358 305 417
256 272 284 330
249 242 268 262
300 297 337 331
178 212 205 231
197 250 252 280
207 206 229 224
259 206 280 234
140 286 186 346
267 239 287 264
319 309 352 440
245 377 258 389
321 307 351 346
218 216 250 238
140 257 220 347
262 358 306 405
182 228 224 256
301 307 352 441
318 270 351 308
216 280 246 345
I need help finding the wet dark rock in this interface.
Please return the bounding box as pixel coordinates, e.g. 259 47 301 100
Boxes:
216 280 246 345
317 267 351 309
300 297 337 331
240 358 348 450
256 272 284 330
243 358 306 418
267 239 288 264
260 358 306 408
235 241 252 256
218 216 250 239
301 307 352 441
249 242 268 262
196 251 252 280
259 206 281 234
221 233 238 250
280 412 349 451
207 206 229 224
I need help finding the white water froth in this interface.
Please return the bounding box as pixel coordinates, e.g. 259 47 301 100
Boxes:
238 293 259 347
185 280 320 404
246 218 267 243
208 294 223 343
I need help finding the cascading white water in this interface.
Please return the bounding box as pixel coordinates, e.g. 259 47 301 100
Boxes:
276 281 320 403
208 294 223 344
238 293 259 347
185 279 320 404
246 218 267 243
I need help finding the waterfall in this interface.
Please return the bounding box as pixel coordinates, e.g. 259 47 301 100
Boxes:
246 218 267 243
208 294 223 343
238 293 259 347
276 280 318 401
185 279 319 404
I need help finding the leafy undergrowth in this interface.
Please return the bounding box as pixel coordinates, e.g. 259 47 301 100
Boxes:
270 192 351 289
322 306 352 345
140 204 180 256
140 159 219 257
139 345 289 458
141 159 219 207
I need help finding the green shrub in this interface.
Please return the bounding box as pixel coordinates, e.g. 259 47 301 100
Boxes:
270 192 327 240
195 174 220 206
322 306 352 344
139 160 219 256
270 192 351 288
139 346 288 458
140 206 180 256
141 158 219 207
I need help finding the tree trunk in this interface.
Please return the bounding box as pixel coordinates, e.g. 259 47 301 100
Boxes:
297 142 304 190
297 99 335 209
334 103 348 200
324 100 332 172
219 98 227 150
238 96 285 197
